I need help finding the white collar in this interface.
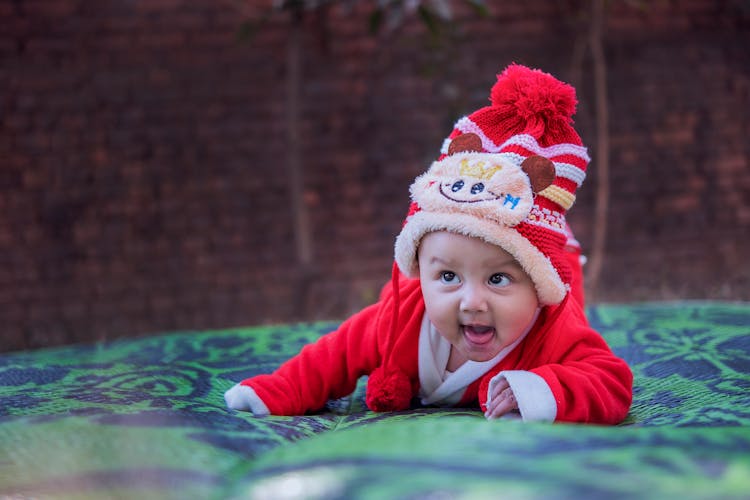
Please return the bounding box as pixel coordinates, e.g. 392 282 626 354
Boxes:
418 309 539 406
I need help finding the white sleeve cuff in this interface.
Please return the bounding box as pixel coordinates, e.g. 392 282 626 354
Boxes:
224 383 271 416
488 370 557 422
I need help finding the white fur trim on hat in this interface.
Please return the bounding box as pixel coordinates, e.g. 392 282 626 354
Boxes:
394 210 567 305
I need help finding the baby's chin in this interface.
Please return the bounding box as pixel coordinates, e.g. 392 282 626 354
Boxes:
460 343 506 363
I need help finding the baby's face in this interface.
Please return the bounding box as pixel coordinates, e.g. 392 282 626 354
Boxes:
417 231 540 364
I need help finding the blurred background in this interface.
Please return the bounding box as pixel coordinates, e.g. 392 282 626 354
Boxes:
1 0 749 352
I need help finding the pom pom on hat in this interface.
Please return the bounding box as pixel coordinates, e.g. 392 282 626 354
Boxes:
491 64 577 124
478 63 579 144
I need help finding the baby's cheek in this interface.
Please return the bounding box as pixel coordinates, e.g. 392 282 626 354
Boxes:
424 296 454 324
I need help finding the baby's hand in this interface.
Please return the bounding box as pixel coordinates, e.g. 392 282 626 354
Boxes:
224 383 270 416
484 377 518 420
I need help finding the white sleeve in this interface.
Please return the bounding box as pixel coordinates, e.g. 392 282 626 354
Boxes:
224 383 271 416
487 370 557 422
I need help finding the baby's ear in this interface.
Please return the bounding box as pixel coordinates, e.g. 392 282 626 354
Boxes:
520 155 555 193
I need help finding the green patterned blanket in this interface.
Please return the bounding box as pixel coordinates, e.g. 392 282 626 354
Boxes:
1 302 749 499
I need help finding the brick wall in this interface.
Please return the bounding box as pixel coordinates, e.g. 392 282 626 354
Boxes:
1 0 749 351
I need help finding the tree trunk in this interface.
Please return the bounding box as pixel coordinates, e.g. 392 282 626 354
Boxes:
286 8 315 317
585 0 610 302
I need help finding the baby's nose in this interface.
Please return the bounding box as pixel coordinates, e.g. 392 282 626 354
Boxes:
460 284 489 313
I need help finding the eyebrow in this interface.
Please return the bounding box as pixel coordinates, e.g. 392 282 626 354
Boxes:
492 256 522 269
429 255 520 269
429 256 452 266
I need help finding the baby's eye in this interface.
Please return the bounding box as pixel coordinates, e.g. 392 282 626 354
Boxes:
489 273 511 287
440 271 459 284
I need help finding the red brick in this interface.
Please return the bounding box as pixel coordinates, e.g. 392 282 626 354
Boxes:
0 0 747 351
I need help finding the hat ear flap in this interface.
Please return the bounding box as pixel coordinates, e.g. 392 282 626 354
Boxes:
521 155 556 193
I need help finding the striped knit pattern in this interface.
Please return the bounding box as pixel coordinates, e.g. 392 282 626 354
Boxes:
448 117 589 215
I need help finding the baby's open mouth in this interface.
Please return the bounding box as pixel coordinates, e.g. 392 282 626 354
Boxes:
463 325 496 345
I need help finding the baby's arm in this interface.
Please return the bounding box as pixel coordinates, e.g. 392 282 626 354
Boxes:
481 305 632 424
225 301 384 416
527 343 632 424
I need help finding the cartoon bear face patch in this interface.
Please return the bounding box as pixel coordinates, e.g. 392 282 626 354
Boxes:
410 147 555 228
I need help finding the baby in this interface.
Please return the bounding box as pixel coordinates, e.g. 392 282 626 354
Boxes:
225 64 632 423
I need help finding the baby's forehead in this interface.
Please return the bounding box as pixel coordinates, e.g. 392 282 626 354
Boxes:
418 231 521 267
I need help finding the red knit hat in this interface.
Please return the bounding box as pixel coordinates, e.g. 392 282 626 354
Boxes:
394 63 590 305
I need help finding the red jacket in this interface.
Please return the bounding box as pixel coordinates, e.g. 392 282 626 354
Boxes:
241 275 632 425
